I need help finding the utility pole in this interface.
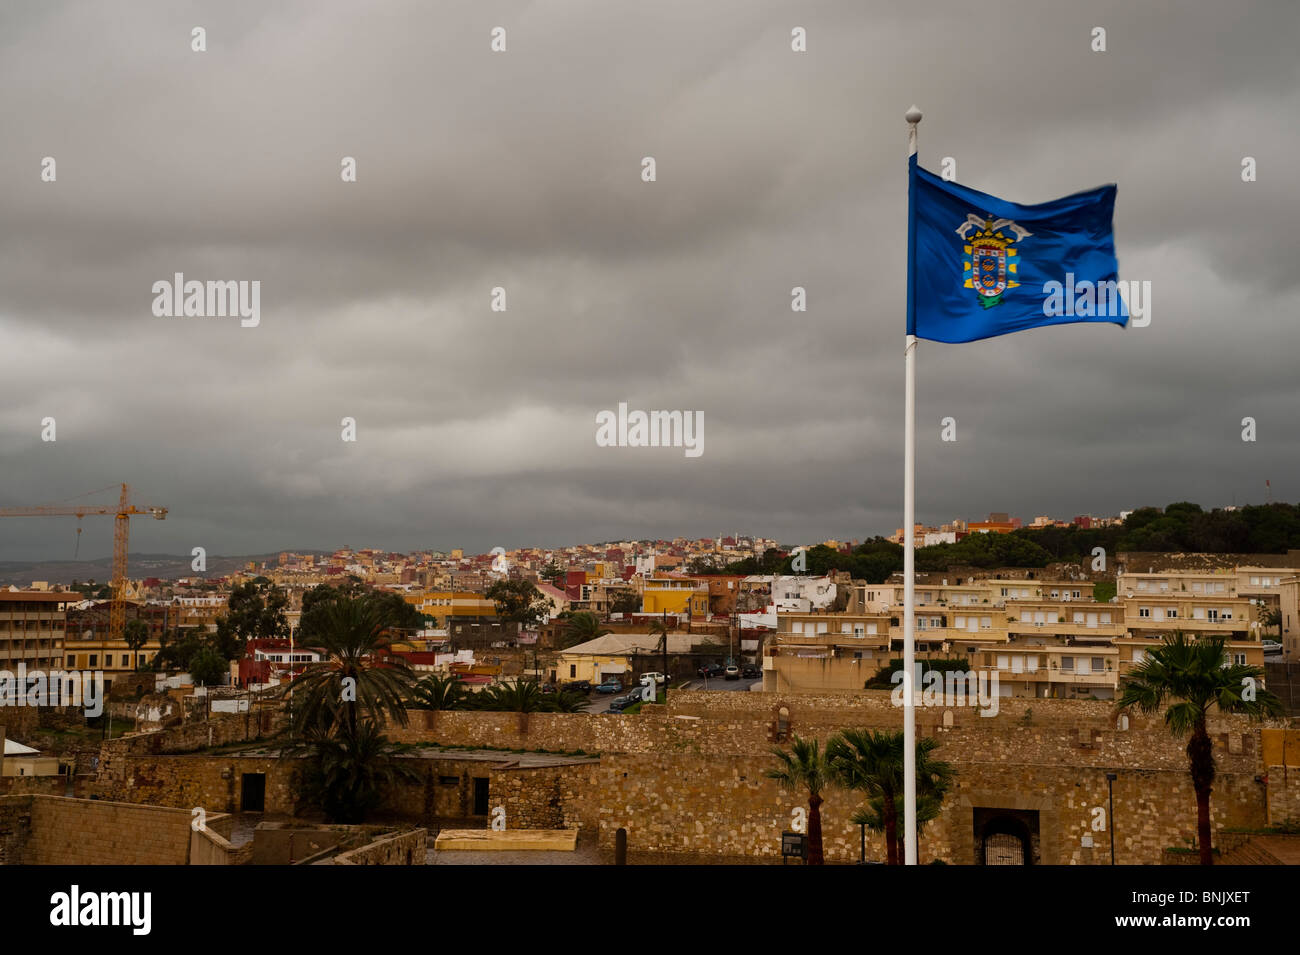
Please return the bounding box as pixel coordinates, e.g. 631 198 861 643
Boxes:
661 608 669 686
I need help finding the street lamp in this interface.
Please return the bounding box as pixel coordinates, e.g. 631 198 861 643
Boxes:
1106 772 1118 864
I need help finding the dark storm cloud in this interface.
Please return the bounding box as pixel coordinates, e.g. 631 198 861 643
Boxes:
1 0 1298 562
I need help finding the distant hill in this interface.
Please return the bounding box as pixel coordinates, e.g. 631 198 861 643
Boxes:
0 552 329 586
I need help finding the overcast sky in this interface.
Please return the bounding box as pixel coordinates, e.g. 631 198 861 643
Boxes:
1 0 1297 563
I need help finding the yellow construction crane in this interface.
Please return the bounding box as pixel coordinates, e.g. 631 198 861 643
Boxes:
0 483 167 641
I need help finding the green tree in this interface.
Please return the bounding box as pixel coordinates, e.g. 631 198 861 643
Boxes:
122 619 150 669
485 579 551 630
409 673 467 711
608 590 641 616
1118 631 1283 865
295 719 417 824
540 559 565 588
1259 607 1282 638
189 646 228 687
298 582 422 644
153 628 214 674
766 735 831 865
477 679 547 732
214 580 289 660
560 611 612 649
543 689 589 713
850 792 944 862
826 728 954 865
286 596 416 741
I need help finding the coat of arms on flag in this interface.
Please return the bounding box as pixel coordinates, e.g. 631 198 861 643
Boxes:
957 213 1031 309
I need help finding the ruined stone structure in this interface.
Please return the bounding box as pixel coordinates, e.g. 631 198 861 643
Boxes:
74 691 1300 865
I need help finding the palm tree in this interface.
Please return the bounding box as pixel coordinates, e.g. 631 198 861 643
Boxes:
826 728 953 865
766 735 831 865
123 619 150 669
543 689 589 713
850 792 944 864
1118 631 1283 865
409 673 466 711
561 612 611 649
287 595 415 741
295 719 418 823
479 679 546 732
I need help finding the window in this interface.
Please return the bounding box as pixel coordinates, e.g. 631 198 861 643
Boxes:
1139 607 1150 618
1061 656 1074 670
866 623 878 635
1250 576 1260 586
980 616 991 629
1137 581 1148 591
1073 612 1085 624
1073 591 1081 599
1092 657 1105 671
997 654 1009 669
956 616 966 629
1132 649 1146 664
66 655 74 667
569 665 576 678
89 655 97 667
1233 653 1246 666
1167 609 1177 619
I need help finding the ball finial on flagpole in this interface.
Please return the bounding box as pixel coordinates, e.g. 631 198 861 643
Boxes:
905 105 923 125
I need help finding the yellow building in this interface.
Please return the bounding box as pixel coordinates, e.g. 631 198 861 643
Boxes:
557 632 696 685
641 577 709 616
406 591 496 627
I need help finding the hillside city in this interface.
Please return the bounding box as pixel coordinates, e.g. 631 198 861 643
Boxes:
2 500 1298 867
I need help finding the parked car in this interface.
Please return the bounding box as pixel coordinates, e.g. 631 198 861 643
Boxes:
697 663 725 679
563 680 592 694
596 679 623 694
725 665 740 680
1263 640 1283 655
609 692 641 713
640 672 667 686
742 664 761 679
539 683 557 695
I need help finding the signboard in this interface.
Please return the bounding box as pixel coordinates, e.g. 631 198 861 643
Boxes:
781 831 808 861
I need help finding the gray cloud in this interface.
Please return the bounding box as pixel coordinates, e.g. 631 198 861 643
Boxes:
1 0 1298 562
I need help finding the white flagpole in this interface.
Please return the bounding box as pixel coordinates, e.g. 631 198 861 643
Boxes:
903 104 922 866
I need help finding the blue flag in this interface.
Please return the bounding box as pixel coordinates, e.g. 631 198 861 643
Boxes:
907 155 1126 343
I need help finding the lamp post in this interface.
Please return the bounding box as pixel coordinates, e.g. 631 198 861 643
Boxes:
1106 772 1118 864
